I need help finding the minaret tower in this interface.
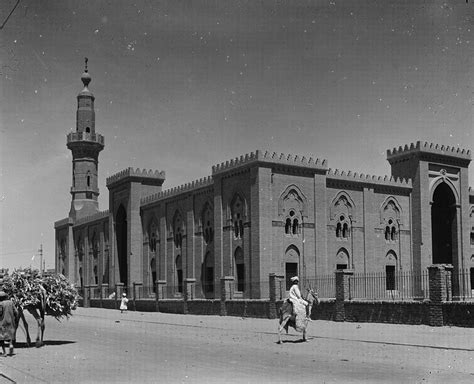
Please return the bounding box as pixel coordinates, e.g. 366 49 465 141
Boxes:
67 58 104 220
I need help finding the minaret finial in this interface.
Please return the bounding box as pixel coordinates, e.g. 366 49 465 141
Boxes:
81 57 91 88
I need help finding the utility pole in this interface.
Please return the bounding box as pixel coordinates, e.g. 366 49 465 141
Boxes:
38 244 43 275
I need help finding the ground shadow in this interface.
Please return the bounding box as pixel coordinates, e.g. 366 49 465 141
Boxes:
14 340 76 349
276 339 307 344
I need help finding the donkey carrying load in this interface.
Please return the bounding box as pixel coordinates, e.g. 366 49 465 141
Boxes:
278 286 319 344
1 268 80 347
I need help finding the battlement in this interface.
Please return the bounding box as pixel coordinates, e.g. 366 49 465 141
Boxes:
106 167 166 187
387 141 471 162
74 210 110 226
54 217 73 228
327 168 412 189
141 176 213 206
212 150 327 175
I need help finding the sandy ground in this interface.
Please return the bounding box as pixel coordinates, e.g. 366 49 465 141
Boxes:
0 307 473 383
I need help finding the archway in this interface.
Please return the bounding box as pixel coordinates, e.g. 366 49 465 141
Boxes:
431 183 456 265
335 248 349 270
202 252 214 298
116 205 128 287
284 245 300 290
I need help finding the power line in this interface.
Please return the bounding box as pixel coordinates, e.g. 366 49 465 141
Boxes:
0 250 38 256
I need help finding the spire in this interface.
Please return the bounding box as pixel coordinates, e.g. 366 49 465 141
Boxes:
81 57 92 89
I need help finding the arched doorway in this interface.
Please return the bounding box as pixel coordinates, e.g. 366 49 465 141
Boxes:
284 245 300 290
336 248 349 270
203 252 214 298
431 183 456 264
116 205 128 287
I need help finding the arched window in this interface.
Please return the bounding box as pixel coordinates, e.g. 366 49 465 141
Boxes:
385 219 397 242
342 222 349 238
85 127 91 133
336 215 350 239
292 218 299 235
87 174 91 187
284 209 301 237
173 212 184 249
391 226 397 241
77 237 83 262
231 195 245 240
93 265 98 285
149 221 158 253
202 203 214 244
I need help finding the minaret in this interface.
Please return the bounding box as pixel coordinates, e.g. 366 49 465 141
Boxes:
67 58 104 220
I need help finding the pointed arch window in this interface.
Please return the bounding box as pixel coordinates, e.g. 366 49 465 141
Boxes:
285 209 301 236
173 213 184 249
385 219 397 242
149 221 158 253
202 203 214 244
336 215 350 239
231 195 245 240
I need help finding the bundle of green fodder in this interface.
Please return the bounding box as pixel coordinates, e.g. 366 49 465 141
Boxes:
1 268 80 320
1 268 43 308
42 273 80 319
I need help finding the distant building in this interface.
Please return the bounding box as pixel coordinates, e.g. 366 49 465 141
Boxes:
55 65 474 299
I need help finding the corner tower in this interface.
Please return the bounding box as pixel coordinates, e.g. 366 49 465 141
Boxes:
67 58 104 220
387 142 471 287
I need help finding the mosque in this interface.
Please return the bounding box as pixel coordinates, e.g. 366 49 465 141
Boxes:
54 64 474 300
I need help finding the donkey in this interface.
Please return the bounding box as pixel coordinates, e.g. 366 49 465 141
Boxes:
14 285 47 348
278 287 319 344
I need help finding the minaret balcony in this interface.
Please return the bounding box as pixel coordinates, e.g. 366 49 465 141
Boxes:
67 132 104 146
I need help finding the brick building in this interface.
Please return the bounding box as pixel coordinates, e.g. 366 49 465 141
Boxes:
54 66 474 300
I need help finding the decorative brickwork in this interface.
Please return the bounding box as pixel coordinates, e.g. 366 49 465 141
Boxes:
212 150 327 176
106 167 165 188
141 176 213 206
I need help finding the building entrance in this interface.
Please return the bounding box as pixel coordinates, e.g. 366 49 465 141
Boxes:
116 205 128 287
431 183 456 265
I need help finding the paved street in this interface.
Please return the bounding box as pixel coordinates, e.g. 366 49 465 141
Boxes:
0 307 473 383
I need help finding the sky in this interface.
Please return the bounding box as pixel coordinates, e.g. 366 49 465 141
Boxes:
1 0 473 272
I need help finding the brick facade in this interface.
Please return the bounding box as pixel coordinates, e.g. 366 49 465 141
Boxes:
55 70 474 301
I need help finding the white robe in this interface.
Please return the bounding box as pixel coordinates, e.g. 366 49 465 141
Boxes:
288 284 308 331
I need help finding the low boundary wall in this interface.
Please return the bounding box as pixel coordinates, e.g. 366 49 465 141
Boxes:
84 265 474 327
88 298 474 327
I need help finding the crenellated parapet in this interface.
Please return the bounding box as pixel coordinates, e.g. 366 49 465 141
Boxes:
327 168 412 190
106 167 166 188
212 150 327 176
387 141 471 165
54 217 74 229
141 176 213 206
74 210 110 227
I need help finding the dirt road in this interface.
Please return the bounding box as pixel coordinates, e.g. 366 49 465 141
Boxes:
0 307 473 383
